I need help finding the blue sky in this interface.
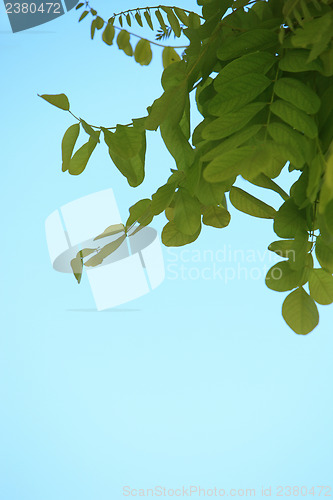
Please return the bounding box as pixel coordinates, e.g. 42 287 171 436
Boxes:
0 1 332 499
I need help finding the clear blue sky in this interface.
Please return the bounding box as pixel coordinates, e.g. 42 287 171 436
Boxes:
0 1 332 499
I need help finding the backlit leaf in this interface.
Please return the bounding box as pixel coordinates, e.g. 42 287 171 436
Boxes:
61 123 80 172
40 93 70 111
229 186 276 219
282 287 319 335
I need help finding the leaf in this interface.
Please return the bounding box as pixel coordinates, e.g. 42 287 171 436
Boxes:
84 235 126 267
126 199 153 229
315 236 333 273
75 2 84 9
134 39 152 66
61 123 80 172
39 93 70 111
174 7 189 25
162 47 181 69
134 11 143 27
273 78 321 114
273 199 308 238
155 9 168 34
267 122 307 169
202 102 266 140
161 221 201 247
78 10 89 21
95 16 104 30
102 23 115 45
103 125 145 159
203 146 254 183
268 238 312 259
217 29 277 61
195 176 231 206
161 6 181 37
282 287 319 335
174 188 201 235
68 135 98 175
94 223 125 241
202 206 231 228
229 186 276 219
126 13 132 27
309 268 333 305
116 30 133 56
250 174 289 201
214 52 276 91
279 49 323 72
145 81 187 131
151 183 176 215
209 73 272 115
265 259 310 292
70 254 83 284
270 100 318 139
144 10 154 30
90 19 97 39
80 120 100 142
201 124 262 162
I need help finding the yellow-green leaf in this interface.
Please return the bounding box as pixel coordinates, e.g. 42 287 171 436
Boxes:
229 186 276 219
40 93 70 111
61 123 80 172
309 268 333 305
282 287 319 335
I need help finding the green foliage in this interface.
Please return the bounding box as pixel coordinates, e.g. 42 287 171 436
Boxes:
42 0 333 335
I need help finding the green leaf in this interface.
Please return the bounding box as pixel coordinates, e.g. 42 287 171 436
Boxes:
202 102 266 140
174 188 201 235
70 254 83 284
80 120 100 142
174 7 189 25
155 9 168 33
265 259 310 292
84 235 126 267
309 268 333 305
279 49 323 72
95 16 104 30
209 72 272 114
282 287 319 335
39 93 70 111
273 78 321 114
161 6 181 37
90 19 97 39
134 39 152 66
315 236 333 273
116 30 133 56
249 174 289 201
78 10 88 21
102 22 115 45
134 11 143 27
68 135 98 175
267 122 307 169
214 52 276 91
162 47 181 69
144 10 154 30
161 221 201 247
145 81 187 131
270 100 318 139
103 125 145 159
93 223 125 241
268 239 312 259
217 29 277 61
126 199 153 229
273 199 308 238
195 176 231 206
61 123 80 172
202 205 231 228
229 186 276 219
126 13 132 27
151 183 176 215
201 124 262 162
203 146 254 183
324 199 333 236
75 2 84 10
